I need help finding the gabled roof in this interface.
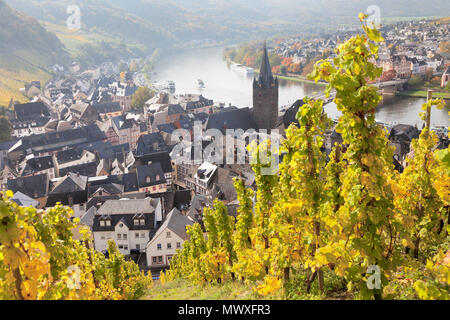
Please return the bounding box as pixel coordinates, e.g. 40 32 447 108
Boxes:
59 162 98 178
97 198 156 215
50 173 87 194
11 191 40 208
151 208 194 242
14 102 50 120
135 133 169 156
136 164 166 188
135 151 173 174
206 107 257 133
92 102 122 114
7 173 48 199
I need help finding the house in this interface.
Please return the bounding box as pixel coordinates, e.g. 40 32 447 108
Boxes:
18 154 56 180
10 117 50 138
14 101 50 120
135 151 174 188
9 124 106 161
70 102 99 125
146 208 194 268
93 198 162 255
113 83 137 111
135 133 169 157
136 164 167 194
185 162 218 196
206 107 258 134
112 116 141 149
46 173 88 216
6 173 49 208
389 124 420 161
92 102 123 119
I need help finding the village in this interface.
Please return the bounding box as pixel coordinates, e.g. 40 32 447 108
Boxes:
0 19 449 279
274 19 450 86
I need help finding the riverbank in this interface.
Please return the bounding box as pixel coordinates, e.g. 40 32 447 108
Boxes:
396 90 450 100
253 68 327 86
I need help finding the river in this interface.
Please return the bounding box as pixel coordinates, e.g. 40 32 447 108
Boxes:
153 47 450 127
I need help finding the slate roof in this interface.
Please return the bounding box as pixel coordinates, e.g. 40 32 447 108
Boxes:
206 107 257 133
20 155 54 176
14 102 50 120
135 133 169 156
89 173 139 193
151 208 194 242
11 191 40 208
92 211 155 232
168 104 185 115
88 183 124 198
135 151 173 174
7 173 48 199
18 124 106 154
59 162 98 177
50 173 87 194
389 124 420 142
97 199 155 216
283 99 305 128
173 190 192 210
136 164 166 188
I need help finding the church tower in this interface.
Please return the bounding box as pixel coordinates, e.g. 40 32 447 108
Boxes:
253 42 279 131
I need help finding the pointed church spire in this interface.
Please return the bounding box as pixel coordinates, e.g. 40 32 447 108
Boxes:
259 41 274 87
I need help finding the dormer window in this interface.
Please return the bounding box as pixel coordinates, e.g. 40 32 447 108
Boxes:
140 218 145 226
106 220 111 227
100 221 105 227
146 176 151 183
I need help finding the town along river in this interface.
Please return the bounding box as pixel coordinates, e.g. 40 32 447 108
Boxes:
153 47 450 127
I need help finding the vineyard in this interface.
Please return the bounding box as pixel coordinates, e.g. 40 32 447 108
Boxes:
0 15 449 300
164 16 450 300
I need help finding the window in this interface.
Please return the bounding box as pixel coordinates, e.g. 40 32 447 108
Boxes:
119 223 123 228
176 242 181 249
117 234 122 240
134 219 139 226
158 256 163 263
167 243 172 249
123 234 127 240
101 235 105 240
106 220 111 227
153 257 157 263
136 244 140 250
166 232 171 238
140 219 145 226
135 233 140 239
157 244 162 250
100 221 105 227
141 233 146 238
118 245 124 249
124 246 128 251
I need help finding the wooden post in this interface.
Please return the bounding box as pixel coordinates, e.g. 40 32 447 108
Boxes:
426 90 432 130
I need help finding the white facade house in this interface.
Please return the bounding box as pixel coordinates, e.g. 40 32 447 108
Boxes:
93 198 163 255
146 208 194 268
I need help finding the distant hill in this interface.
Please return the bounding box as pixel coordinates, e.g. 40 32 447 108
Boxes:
5 0 449 50
0 0 69 106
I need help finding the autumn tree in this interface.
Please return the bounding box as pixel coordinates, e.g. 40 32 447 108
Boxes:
0 116 11 142
131 87 154 111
